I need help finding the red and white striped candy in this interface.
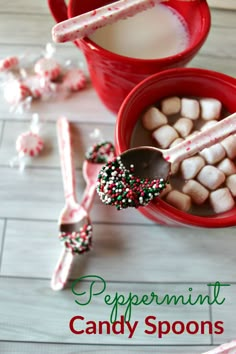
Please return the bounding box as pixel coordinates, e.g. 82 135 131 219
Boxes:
34 57 61 80
4 79 32 105
62 69 86 91
16 131 44 157
0 56 19 72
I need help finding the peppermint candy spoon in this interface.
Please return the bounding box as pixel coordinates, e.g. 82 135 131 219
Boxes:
52 0 195 43
97 112 236 209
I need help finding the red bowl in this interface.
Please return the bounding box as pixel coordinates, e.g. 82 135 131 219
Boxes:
48 0 211 114
115 67 236 228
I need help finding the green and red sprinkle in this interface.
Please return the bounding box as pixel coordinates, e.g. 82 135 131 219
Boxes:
86 141 115 164
96 156 168 210
59 224 92 254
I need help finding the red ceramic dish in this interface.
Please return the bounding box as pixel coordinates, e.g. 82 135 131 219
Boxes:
115 67 236 228
48 0 211 114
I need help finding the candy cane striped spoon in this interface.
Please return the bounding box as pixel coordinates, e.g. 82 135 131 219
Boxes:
51 117 92 291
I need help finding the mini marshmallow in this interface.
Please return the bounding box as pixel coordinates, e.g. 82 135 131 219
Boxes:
226 174 236 197
142 107 167 131
165 190 191 212
217 158 236 176
152 125 178 149
200 98 222 120
169 137 184 148
197 165 225 190
173 117 193 138
161 96 181 115
199 143 226 165
186 130 200 140
182 180 209 205
159 183 172 198
221 135 236 159
200 120 218 132
209 188 235 213
181 98 200 120
181 156 205 180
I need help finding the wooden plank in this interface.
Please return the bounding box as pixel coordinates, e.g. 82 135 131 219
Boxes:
2 219 236 283
0 219 5 258
0 277 211 344
0 167 149 224
1 0 51 14
189 55 236 78
0 121 115 168
211 284 236 345
208 0 236 10
0 121 3 147
0 341 215 354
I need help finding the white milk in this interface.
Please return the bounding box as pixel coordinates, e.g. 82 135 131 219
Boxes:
89 4 189 59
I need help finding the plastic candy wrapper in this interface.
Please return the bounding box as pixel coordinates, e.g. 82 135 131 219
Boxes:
0 43 87 113
10 113 44 171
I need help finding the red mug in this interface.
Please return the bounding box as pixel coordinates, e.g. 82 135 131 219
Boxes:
115 67 236 228
48 0 211 114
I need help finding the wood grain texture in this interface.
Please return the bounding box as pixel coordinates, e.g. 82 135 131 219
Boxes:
0 342 215 354
2 219 236 283
211 284 236 345
0 277 211 345
0 0 235 351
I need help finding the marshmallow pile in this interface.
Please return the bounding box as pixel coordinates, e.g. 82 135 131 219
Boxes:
141 96 236 215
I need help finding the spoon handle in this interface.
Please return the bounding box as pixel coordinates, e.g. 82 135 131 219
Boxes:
57 117 77 205
52 0 166 43
51 248 73 291
163 112 236 164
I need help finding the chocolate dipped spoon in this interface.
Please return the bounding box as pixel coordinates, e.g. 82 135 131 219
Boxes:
97 112 236 209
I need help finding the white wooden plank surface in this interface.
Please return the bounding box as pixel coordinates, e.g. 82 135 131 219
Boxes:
211 284 236 345
0 277 211 345
0 219 5 260
0 1 235 352
0 342 215 354
2 219 236 283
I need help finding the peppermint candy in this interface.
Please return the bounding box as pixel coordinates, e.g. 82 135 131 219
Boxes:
16 131 44 157
62 69 86 92
0 56 19 72
34 57 61 80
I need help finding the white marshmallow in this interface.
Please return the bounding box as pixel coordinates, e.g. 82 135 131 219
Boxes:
142 106 167 131
161 96 181 115
197 165 225 190
181 156 205 180
226 174 236 197
182 180 209 205
159 183 172 198
181 98 200 120
209 188 235 213
217 158 236 176
165 190 191 212
173 118 193 138
200 98 222 120
152 125 179 149
200 120 218 131
221 135 236 159
199 143 226 165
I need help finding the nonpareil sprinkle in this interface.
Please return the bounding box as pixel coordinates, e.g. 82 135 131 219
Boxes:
86 141 115 164
96 156 168 210
59 224 92 254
